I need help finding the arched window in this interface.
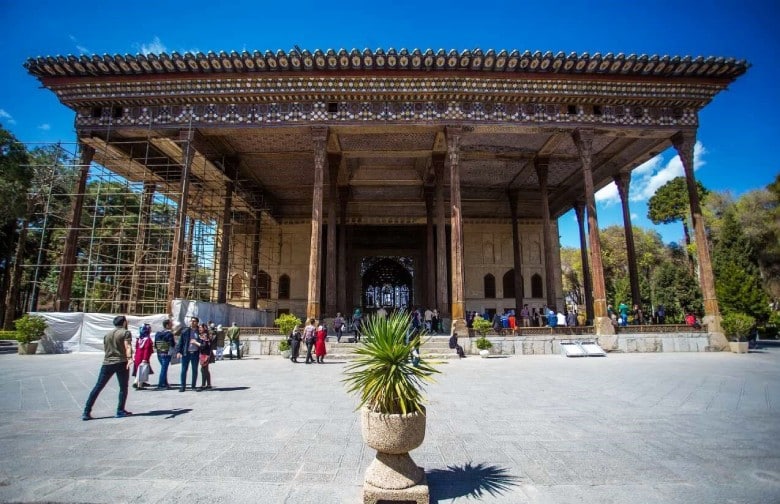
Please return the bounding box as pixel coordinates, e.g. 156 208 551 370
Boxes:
230 274 244 299
503 270 515 299
258 270 271 300
278 274 290 300
484 274 496 299
531 273 544 299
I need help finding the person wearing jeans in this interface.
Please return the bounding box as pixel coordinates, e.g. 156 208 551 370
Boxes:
82 315 134 420
154 318 175 389
176 317 200 392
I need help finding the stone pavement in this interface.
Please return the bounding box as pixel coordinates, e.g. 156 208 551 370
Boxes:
1 346 780 504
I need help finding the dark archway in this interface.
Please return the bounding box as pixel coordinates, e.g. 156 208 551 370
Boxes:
361 257 414 310
484 274 496 299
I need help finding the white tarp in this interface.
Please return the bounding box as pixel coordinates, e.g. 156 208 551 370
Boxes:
32 299 269 353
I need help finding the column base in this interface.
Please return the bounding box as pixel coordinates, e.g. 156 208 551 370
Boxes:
593 316 618 351
703 314 729 351
363 474 429 504
450 318 468 338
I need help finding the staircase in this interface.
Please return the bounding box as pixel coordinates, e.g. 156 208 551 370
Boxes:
320 336 461 361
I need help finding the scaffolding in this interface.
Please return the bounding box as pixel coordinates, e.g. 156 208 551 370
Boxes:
16 131 269 316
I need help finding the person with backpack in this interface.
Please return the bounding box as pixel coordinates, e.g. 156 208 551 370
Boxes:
154 319 175 389
132 323 154 389
303 318 317 364
288 325 302 363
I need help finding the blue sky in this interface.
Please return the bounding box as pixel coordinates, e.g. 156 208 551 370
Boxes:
1 0 777 248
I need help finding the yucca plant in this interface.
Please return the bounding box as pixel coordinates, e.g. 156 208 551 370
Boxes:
343 310 439 415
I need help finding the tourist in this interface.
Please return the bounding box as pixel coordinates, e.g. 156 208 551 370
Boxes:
82 315 133 420
492 313 503 336
431 309 440 334
566 309 577 327
315 321 328 363
547 308 557 328
633 304 644 325
424 307 433 332
685 311 696 326
449 332 465 358
196 323 213 390
154 319 175 389
508 311 516 331
132 323 154 389
214 324 226 361
618 302 629 326
656 305 666 324
556 309 566 327
333 312 345 342
303 318 317 364
376 306 387 318
175 317 200 392
289 325 302 363
353 308 363 342
520 304 531 328
226 322 241 359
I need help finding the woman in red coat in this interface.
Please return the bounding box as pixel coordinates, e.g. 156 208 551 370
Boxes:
314 322 327 363
133 324 154 389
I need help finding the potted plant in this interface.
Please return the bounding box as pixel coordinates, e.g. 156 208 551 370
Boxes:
721 312 755 354
343 311 439 502
472 317 493 358
14 314 47 355
274 313 301 359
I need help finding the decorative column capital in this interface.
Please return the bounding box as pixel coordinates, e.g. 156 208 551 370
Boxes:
534 157 550 183
672 130 697 171
572 129 594 161
613 171 631 201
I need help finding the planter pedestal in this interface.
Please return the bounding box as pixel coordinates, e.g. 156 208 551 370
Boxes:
729 341 749 354
18 342 38 355
361 407 429 504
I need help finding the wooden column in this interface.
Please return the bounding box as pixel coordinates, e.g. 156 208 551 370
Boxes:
535 158 557 310
306 127 328 320
249 212 262 310
672 131 726 348
326 153 340 317
508 189 524 312
129 181 155 313
574 201 595 325
572 129 614 337
216 180 234 304
167 131 195 307
433 154 448 315
614 172 641 309
447 127 466 331
338 187 349 313
55 143 95 312
425 187 436 309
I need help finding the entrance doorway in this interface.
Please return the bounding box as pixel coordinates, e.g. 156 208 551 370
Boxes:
361 256 414 312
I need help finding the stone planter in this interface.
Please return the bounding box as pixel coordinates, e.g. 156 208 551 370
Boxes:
280 349 292 359
361 406 429 503
479 349 490 358
18 342 38 355
729 341 749 354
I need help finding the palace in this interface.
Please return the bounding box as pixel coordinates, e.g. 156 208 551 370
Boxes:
25 48 748 345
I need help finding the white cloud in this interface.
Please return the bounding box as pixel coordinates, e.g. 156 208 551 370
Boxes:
631 141 707 202
139 36 167 55
0 108 16 125
595 181 619 205
38 123 51 131
630 212 638 220
69 35 90 54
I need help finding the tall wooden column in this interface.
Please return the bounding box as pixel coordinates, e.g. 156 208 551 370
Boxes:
249 212 262 310
55 143 95 312
425 187 436 309
167 131 195 307
672 131 727 348
129 181 155 313
326 153 340 317
216 180 234 304
614 172 641 310
306 127 328 320
338 187 349 313
574 201 595 325
535 158 557 310
447 127 466 333
433 154 448 316
572 129 614 337
508 189 524 312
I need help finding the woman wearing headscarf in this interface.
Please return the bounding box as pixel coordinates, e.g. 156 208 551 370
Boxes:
289 324 302 363
195 323 213 390
132 323 154 389
315 321 327 363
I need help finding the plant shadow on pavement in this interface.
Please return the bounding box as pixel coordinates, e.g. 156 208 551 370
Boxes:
135 408 192 419
427 462 521 502
209 386 250 392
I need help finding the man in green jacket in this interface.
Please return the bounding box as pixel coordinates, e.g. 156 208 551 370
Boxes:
226 322 241 359
82 315 134 420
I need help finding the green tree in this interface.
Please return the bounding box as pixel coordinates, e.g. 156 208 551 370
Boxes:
560 247 584 307
712 208 770 321
652 260 702 323
647 177 708 271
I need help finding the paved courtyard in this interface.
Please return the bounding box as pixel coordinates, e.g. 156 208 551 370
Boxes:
1 345 779 504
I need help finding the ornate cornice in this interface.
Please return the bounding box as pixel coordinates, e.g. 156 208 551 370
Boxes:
25 48 749 81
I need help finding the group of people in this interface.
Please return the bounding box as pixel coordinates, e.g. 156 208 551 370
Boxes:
81 315 243 420
287 318 328 363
